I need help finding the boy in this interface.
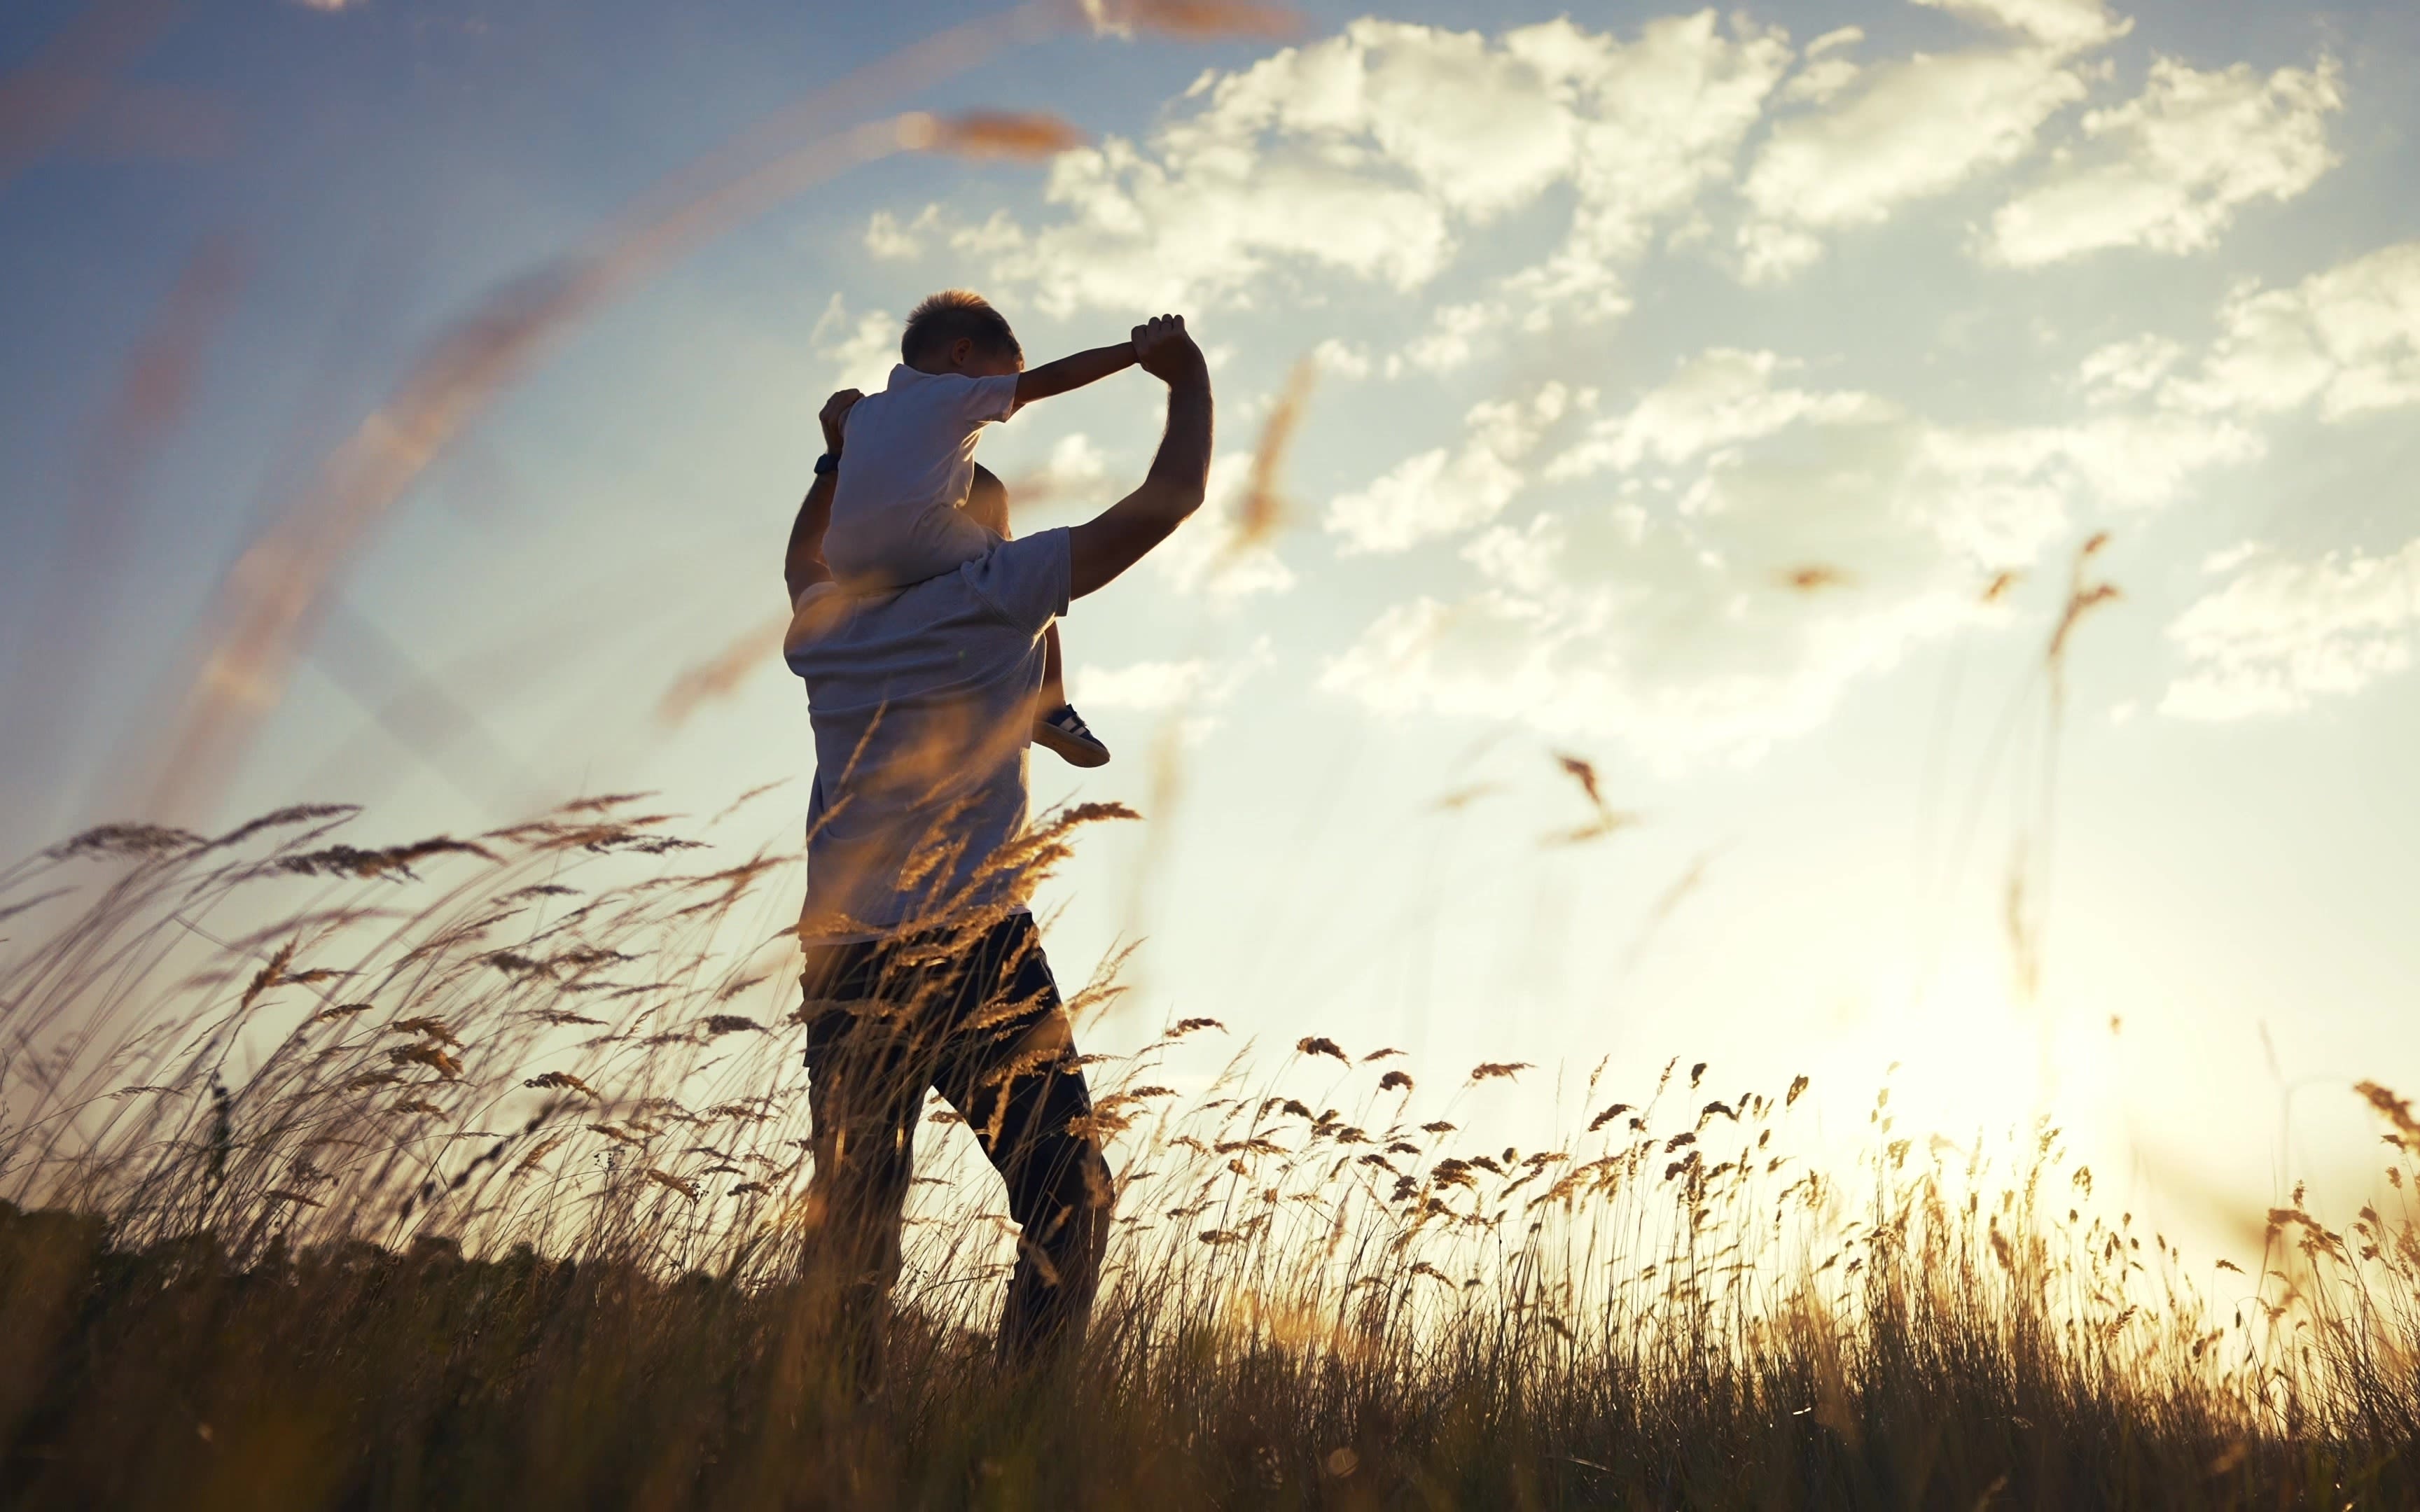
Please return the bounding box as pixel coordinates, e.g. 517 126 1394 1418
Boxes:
806 289 1137 767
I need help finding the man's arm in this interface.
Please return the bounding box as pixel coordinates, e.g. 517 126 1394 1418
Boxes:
783 473 835 605
1014 342 1139 408
781 388 861 606
1068 316 1212 601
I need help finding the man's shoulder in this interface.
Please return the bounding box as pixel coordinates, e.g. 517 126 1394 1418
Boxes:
959 530 1071 629
970 528 1069 577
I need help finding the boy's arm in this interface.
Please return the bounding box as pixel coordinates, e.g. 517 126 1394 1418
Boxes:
782 388 860 606
1013 342 1139 407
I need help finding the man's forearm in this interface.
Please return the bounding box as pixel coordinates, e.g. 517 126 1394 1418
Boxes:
1015 343 1139 406
1065 372 1214 599
1143 376 1214 511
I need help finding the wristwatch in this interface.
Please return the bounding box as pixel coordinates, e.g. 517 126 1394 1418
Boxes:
813 451 840 477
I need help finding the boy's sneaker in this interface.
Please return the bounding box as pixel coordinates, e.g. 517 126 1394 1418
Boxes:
1034 703 1111 768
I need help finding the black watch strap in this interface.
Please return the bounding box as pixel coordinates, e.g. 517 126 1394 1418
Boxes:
813 451 840 477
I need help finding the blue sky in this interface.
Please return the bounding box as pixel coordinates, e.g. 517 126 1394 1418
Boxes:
5 0 2419 1256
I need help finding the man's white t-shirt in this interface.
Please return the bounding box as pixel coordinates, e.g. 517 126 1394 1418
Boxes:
823 363 1021 592
784 528 1071 943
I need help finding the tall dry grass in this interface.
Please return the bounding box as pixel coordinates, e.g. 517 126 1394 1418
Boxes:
1 794 2416 1509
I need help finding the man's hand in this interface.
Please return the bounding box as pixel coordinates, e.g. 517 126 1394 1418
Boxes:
1129 314 1205 387
819 388 862 454
787 389 858 605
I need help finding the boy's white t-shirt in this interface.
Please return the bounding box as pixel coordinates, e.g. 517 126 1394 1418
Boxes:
825 364 1021 589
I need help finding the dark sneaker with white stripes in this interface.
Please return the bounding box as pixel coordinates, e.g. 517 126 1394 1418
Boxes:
1033 702 1111 768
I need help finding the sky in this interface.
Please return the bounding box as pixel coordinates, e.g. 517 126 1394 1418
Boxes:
4 0 2418 1261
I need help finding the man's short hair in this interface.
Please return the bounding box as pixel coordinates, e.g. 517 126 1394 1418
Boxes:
901 290 1021 365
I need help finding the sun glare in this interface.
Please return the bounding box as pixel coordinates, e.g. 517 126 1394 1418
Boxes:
1821 952 2120 1162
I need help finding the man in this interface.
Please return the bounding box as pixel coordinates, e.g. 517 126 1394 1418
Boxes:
779 313 1211 1372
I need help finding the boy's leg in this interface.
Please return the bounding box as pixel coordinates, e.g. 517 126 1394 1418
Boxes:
1031 624 1109 766
961 464 1059 695
964 465 1012 538
975 489 1070 702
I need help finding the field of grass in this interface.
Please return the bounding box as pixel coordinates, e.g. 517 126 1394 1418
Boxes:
2 797 2416 1509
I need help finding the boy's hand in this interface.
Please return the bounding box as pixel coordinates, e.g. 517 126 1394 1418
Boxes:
819 388 862 453
1130 314 1204 386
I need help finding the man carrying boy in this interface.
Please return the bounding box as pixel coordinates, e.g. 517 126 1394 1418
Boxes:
780 302 1212 1375
798 288 1143 767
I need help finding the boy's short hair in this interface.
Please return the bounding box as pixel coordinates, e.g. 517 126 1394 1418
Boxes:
901 290 1022 365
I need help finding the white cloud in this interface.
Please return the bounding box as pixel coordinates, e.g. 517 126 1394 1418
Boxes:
1780 25 1866 106
864 204 941 260
1780 55 1862 108
896 4 2339 326
1001 432 1116 510
2164 241 2420 420
810 295 898 391
1546 348 1884 477
1389 300 1502 377
1319 488 1981 767
1738 40 2098 281
1038 432 1108 484
1491 13 1791 323
2162 539 2420 720
1310 337 1372 380
1073 658 1216 710
1910 0 2129 52
1323 346 2252 764
1074 637 1274 710
959 20 1539 316
1326 382 1586 553
1734 0 2136 282
1987 57 2342 267
2035 410 2260 510
1151 452 1298 600
947 14 1786 331
1073 638 1276 743
2078 334 2186 401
